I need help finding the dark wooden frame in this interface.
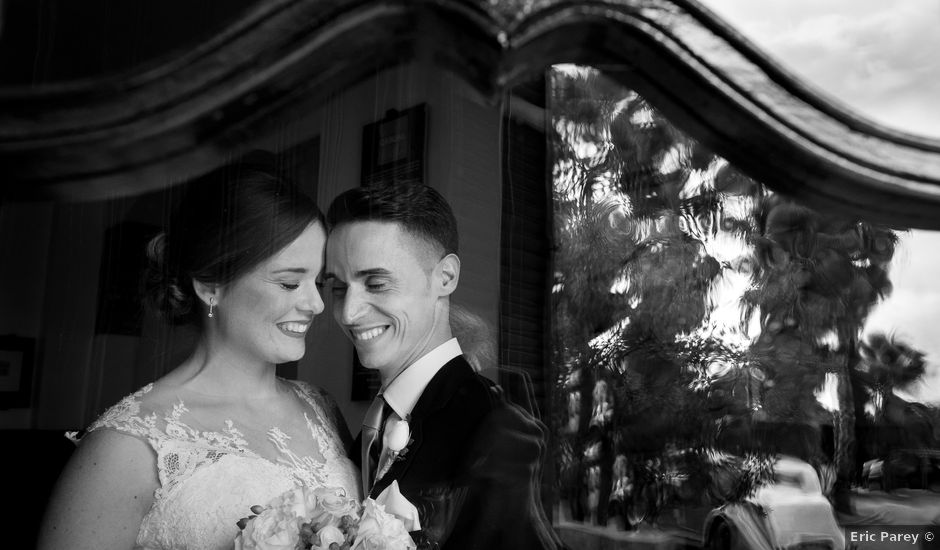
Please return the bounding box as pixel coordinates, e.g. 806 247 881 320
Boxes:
1 0 939 229
0 335 36 409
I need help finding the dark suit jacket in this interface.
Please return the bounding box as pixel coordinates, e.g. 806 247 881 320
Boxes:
354 356 565 550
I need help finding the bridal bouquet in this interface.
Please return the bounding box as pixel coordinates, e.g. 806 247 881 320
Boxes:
234 483 419 550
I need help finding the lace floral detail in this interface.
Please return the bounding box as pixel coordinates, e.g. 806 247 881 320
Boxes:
291 381 349 465
163 401 250 453
268 381 359 491
270 413 334 488
72 379 360 550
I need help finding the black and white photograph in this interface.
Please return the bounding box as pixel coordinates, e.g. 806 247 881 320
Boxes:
1 0 939 549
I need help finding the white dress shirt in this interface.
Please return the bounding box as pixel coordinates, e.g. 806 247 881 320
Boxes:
382 337 463 419
376 338 462 477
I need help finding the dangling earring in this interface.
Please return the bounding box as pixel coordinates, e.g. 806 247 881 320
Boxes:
208 297 216 318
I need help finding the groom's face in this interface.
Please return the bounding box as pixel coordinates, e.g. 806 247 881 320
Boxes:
325 220 446 379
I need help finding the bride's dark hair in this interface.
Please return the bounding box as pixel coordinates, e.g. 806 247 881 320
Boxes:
145 150 323 325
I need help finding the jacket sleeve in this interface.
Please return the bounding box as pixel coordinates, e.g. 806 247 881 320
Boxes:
444 396 569 550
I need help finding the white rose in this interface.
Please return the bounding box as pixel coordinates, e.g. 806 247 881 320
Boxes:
383 419 411 453
353 499 416 550
312 524 347 550
375 481 421 532
270 487 310 519
306 487 360 529
237 507 302 550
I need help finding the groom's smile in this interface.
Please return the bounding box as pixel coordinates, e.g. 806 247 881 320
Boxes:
325 220 457 383
350 326 388 341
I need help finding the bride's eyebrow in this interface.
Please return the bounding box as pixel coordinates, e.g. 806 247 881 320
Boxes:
270 267 308 275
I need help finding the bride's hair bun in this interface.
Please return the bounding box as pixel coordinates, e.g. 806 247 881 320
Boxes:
144 232 195 324
142 150 323 327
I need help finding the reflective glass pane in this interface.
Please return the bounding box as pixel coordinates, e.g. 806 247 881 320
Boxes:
548 65 940 547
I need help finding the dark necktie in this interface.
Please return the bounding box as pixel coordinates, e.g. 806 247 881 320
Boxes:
361 394 387 497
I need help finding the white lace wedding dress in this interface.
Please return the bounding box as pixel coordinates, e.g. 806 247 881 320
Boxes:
68 379 361 550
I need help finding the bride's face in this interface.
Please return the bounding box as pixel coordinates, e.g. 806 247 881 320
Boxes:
213 222 327 365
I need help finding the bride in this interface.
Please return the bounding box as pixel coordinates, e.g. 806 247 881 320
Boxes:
38 152 360 550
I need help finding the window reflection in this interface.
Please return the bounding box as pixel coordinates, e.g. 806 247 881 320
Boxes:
548 65 940 546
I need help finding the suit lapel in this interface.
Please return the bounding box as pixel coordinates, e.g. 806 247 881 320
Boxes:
369 356 475 498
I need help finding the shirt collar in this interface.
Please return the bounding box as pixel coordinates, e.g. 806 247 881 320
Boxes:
382 338 462 419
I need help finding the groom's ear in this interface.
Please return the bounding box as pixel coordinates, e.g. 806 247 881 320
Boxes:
435 253 460 297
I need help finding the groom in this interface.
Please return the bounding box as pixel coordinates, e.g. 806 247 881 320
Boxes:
325 183 564 550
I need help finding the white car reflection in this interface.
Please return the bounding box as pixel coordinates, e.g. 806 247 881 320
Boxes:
707 456 844 550
664 455 845 550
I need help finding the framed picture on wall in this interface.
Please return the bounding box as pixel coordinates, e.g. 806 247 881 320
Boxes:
360 103 427 187
0 335 35 409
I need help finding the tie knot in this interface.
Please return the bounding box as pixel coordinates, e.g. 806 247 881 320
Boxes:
363 394 386 431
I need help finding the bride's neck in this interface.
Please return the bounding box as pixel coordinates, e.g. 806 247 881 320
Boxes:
174 340 281 400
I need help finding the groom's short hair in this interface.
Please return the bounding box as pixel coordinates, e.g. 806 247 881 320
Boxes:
326 182 459 256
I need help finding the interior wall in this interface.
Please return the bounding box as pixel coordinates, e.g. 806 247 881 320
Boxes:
30 195 179 429
34 201 112 429
0 202 54 428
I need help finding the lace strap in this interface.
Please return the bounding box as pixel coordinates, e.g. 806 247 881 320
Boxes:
289 381 335 427
68 383 160 445
288 380 352 452
66 425 156 450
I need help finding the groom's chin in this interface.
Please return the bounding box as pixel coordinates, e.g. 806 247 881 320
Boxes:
354 349 382 371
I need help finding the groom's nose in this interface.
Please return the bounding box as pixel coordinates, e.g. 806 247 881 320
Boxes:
338 287 367 324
